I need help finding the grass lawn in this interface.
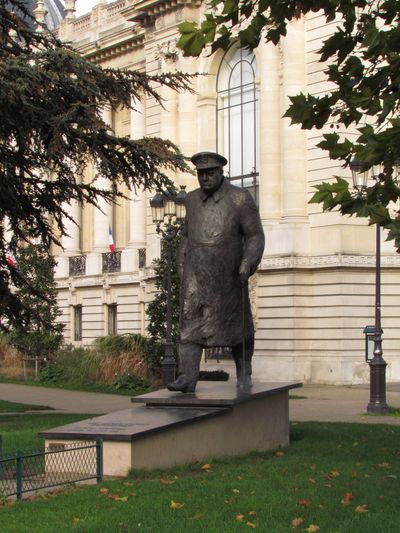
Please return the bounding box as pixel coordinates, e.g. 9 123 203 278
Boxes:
0 422 399 532
0 413 93 454
0 400 52 413
0 376 142 396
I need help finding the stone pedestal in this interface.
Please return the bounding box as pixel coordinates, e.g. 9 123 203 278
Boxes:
40 381 302 476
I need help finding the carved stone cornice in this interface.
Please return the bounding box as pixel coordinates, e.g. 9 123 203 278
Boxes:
127 0 202 28
77 28 145 63
261 254 400 271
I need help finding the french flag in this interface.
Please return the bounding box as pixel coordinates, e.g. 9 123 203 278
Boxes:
6 249 15 267
108 226 115 254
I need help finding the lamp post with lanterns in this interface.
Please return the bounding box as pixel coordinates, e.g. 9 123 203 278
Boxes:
349 159 400 414
150 186 187 386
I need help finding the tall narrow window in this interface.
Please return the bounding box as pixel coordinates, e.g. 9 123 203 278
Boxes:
73 305 82 342
108 303 117 336
217 45 259 203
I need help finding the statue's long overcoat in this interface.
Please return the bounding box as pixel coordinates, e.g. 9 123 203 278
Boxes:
177 179 265 347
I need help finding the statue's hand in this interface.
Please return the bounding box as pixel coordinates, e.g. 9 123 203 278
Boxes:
238 260 251 286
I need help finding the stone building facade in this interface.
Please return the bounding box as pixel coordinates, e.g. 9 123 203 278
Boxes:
52 0 400 384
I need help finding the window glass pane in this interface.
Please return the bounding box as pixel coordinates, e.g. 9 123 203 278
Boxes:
74 306 82 341
108 304 117 336
217 43 259 203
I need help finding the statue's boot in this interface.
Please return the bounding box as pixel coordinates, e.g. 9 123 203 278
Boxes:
232 340 254 390
167 342 202 393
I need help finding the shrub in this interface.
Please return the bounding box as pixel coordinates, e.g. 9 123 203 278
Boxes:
112 373 151 393
38 362 64 383
198 370 230 381
0 333 24 378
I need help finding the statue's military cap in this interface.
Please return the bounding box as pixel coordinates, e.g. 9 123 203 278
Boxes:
191 152 227 170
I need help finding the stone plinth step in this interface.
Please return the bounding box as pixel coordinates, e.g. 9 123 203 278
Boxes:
131 380 303 407
40 381 302 476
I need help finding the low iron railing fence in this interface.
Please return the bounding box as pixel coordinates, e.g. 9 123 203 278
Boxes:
0 438 103 501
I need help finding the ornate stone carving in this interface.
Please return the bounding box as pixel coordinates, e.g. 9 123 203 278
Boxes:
154 40 179 63
261 254 400 270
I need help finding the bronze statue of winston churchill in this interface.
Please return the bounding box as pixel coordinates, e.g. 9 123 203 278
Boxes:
168 152 265 393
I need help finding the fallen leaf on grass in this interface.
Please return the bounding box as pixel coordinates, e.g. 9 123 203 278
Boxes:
129 492 137 497
237 475 243 480
248 511 257 516
160 477 175 485
170 500 184 509
72 517 80 524
99 488 109 494
327 470 340 479
109 495 128 502
236 514 245 522
119 524 128 529
232 489 240 494
306 525 320 533
246 521 257 528
201 463 212 472
355 504 368 513
298 499 310 507
308 477 317 485
310 464 317 470
341 492 353 506
291 517 304 528
191 513 202 520
387 474 397 479
274 451 285 457
376 462 390 468
123 482 133 487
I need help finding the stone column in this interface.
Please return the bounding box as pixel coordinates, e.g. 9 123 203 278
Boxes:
258 41 281 222
121 97 147 272
279 17 309 254
61 200 81 256
87 106 113 275
158 45 178 144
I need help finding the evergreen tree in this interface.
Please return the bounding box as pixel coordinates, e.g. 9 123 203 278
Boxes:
0 0 193 328
177 1 400 249
9 243 64 358
146 221 183 364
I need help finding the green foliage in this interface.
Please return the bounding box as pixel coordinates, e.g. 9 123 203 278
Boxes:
177 0 400 250
94 334 147 356
146 220 183 362
112 373 151 393
8 244 63 359
94 333 163 370
37 336 159 390
38 362 64 383
0 0 194 328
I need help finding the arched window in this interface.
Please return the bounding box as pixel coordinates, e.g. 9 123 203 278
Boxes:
217 45 259 203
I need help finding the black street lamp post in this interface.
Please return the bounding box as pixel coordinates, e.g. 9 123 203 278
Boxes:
349 160 390 414
150 186 187 386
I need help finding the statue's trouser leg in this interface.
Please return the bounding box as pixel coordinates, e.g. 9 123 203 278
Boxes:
167 342 202 392
231 338 254 387
178 342 202 385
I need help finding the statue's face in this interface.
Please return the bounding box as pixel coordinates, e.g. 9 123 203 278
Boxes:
197 167 224 195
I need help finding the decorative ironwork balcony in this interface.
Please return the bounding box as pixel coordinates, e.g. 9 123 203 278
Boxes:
102 251 121 273
69 255 86 277
138 248 146 269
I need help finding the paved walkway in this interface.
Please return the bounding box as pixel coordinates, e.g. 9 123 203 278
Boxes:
1 381 400 424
